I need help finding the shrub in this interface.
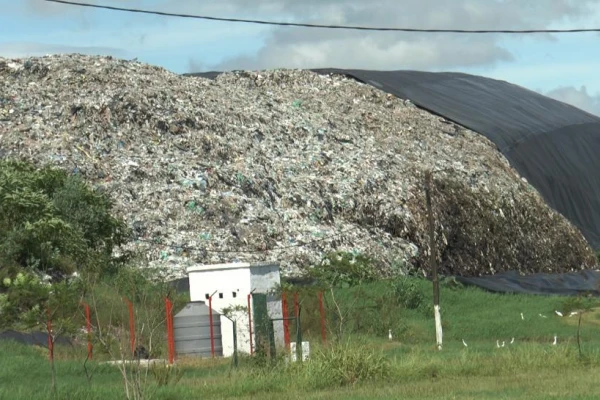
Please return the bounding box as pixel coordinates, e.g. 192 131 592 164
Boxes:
304 341 391 387
391 276 425 310
150 363 184 387
560 295 599 314
309 251 378 288
0 159 130 279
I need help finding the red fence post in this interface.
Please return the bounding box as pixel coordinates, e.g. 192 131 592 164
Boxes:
81 302 93 360
282 292 290 351
46 308 53 362
247 293 254 355
208 292 216 358
165 297 175 364
293 292 300 346
318 291 327 345
124 297 135 355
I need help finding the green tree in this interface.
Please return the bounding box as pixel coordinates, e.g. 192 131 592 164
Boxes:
0 271 84 394
0 160 129 280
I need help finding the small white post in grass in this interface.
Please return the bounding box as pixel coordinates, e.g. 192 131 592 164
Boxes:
425 170 442 351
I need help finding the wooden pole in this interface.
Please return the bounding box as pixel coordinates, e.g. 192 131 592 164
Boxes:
425 170 442 350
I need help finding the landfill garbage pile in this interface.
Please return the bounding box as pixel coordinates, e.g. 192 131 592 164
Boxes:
0 54 595 278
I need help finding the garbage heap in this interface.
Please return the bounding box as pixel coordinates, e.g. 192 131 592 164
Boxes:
0 54 595 277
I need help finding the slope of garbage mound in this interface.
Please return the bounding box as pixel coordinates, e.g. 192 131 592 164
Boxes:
0 54 595 277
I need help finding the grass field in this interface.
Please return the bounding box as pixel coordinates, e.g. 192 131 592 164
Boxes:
2 278 600 400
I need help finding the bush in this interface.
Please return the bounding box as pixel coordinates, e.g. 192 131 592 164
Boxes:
0 159 129 279
391 276 425 310
560 295 599 314
304 341 391 387
150 363 184 387
310 251 378 288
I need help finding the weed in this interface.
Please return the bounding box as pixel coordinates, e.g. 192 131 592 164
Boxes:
560 295 599 314
303 340 391 388
391 276 425 310
150 363 184 387
310 251 378 288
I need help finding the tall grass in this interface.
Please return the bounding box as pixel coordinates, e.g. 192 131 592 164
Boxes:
3 337 600 400
3 276 600 399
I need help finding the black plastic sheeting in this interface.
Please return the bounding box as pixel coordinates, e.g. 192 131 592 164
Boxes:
455 270 600 296
185 69 600 248
0 330 71 348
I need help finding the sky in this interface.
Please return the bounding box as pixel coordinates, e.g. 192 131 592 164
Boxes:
1 0 599 116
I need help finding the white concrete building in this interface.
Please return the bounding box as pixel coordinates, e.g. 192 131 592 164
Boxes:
186 261 284 357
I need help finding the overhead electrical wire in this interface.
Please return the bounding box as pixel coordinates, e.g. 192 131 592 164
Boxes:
45 0 600 34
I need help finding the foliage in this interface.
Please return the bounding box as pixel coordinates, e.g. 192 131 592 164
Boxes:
391 276 425 310
90 263 186 359
560 294 599 314
309 251 378 288
221 304 248 321
0 159 130 279
303 340 391 387
4 275 600 399
150 363 184 387
0 271 83 331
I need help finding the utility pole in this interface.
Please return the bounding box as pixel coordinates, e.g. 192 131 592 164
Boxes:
425 169 442 350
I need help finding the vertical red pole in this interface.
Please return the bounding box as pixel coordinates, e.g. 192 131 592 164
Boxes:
247 293 254 355
293 292 299 347
83 302 93 360
125 298 135 354
282 292 290 350
165 298 175 364
165 299 170 360
46 308 53 362
318 291 327 345
208 295 215 358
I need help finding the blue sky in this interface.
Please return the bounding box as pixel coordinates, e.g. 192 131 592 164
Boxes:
1 0 599 115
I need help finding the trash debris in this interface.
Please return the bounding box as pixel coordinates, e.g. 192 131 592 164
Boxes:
0 54 595 277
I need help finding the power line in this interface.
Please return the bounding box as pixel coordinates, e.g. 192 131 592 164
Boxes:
45 0 600 34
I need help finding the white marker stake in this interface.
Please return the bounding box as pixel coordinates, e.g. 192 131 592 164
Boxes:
434 305 443 350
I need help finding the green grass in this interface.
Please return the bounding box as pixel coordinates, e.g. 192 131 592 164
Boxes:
3 278 600 399
299 278 600 347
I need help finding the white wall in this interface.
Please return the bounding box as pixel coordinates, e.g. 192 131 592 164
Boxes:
187 262 283 358
188 264 251 356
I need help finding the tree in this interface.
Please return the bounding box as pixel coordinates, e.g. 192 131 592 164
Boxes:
0 271 84 394
0 159 130 280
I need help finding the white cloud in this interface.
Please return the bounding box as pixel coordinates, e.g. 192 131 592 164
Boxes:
164 0 600 71
545 86 600 116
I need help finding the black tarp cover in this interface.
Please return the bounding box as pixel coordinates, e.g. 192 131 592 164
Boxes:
185 69 600 248
455 270 600 296
0 330 71 347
